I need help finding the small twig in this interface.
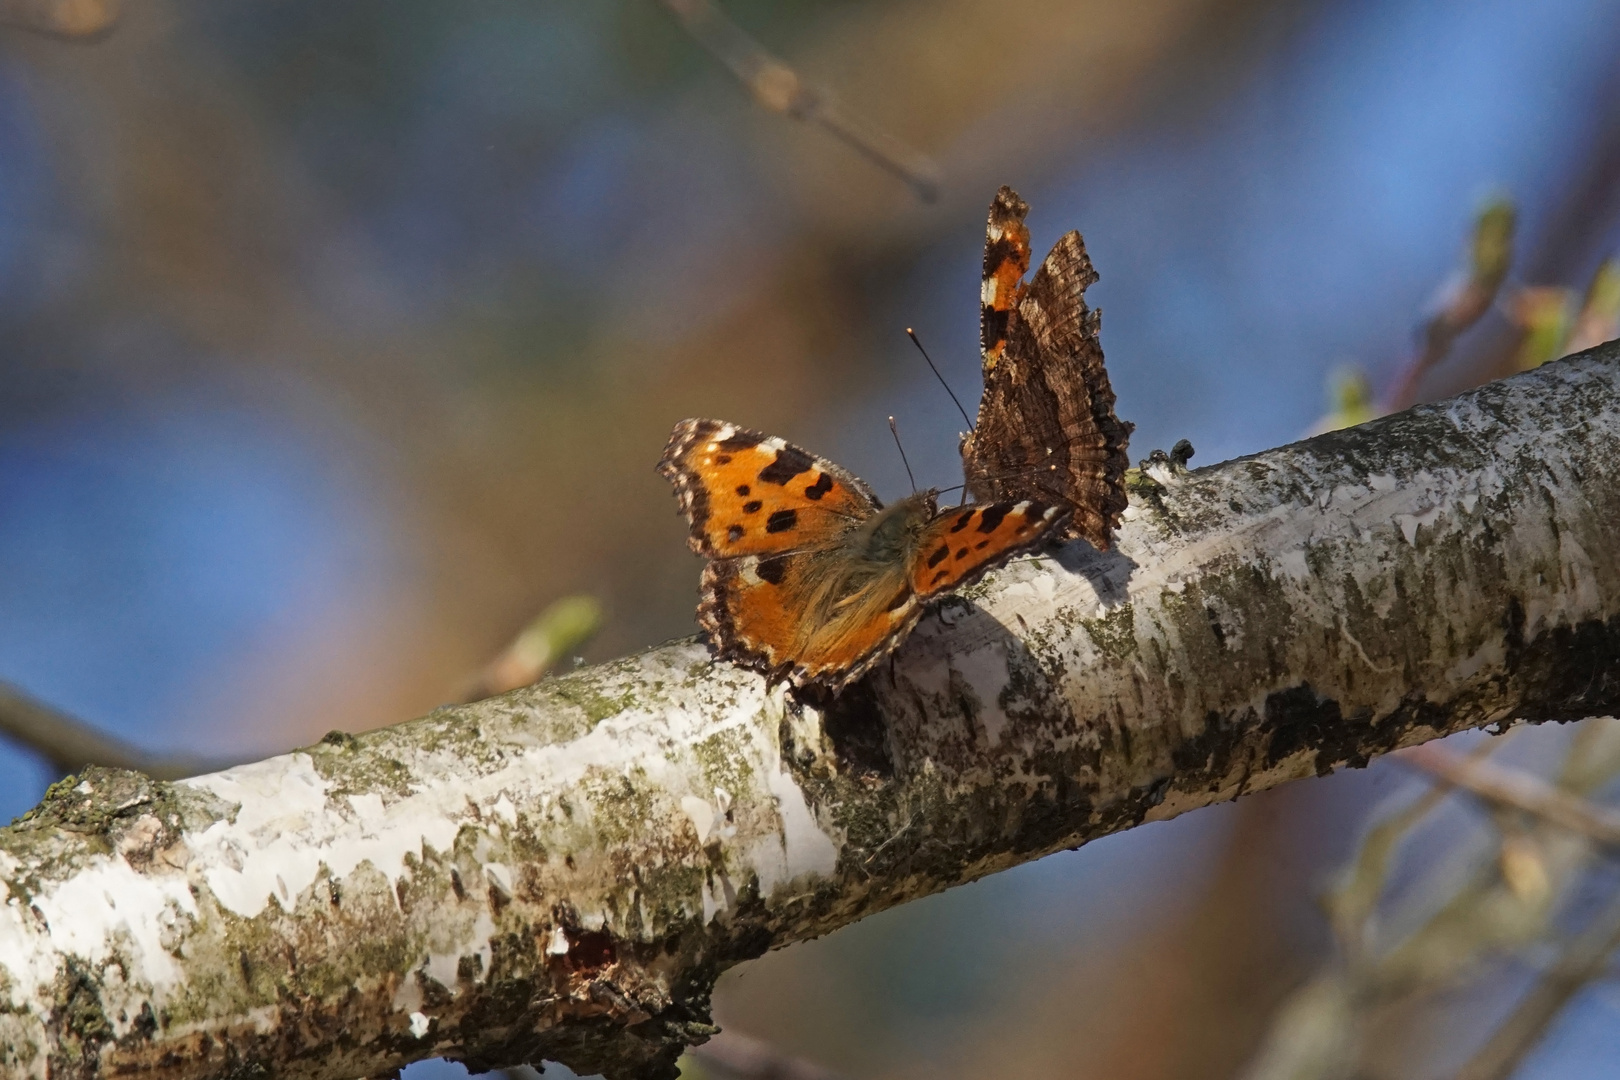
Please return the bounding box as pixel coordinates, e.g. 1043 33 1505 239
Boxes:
0 682 226 781
2 595 602 783
1505 285 1575 372
1453 887 1620 1080
458 595 604 704
1327 732 1518 955
1397 742 1620 848
687 1029 850 1080
1565 257 1620 355
1385 198 1516 411
657 0 940 203
1307 365 1378 435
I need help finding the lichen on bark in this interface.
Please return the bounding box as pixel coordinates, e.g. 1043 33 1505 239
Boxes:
1 345 1618 1080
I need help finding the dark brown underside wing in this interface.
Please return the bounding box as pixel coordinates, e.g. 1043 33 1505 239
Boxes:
963 227 1133 550
980 186 1031 370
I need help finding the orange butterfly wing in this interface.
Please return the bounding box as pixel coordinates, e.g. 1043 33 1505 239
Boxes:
658 419 880 559
908 501 1069 597
698 497 1067 690
698 546 920 689
660 419 1069 691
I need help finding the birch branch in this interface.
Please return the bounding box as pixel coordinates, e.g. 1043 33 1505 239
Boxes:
4 345 1620 1080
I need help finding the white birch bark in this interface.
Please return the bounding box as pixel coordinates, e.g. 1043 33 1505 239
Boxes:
3 345 1619 1080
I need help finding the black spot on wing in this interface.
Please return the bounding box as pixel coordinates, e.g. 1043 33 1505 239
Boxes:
975 540 989 550
977 505 1010 533
727 525 744 542
743 500 762 514
804 473 834 500
758 446 814 485
984 235 1023 274
981 306 1012 352
926 545 949 568
757 556 789 585
955 548 968 560
735 484 750 496
715 454 732 465
929 570 949 586
885 590 912 611
948 512 974 533
765 509 797 534
717 434 761 453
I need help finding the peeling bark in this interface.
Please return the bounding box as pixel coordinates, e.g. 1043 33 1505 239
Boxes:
3 346 1619 1080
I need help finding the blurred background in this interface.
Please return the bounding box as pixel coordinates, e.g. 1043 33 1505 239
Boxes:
3 0 1620 1077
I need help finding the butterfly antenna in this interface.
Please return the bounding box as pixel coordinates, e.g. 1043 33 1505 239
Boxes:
888 415 919 493
907 328 974 431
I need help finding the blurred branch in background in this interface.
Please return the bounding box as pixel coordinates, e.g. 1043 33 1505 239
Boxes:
1384 198 1516 413
1455 887 1620 1080
0 593 605 785
1319 200 1618 436
1400 741 1620 849
682 1029 850 1080
1507 285 1575 373
0 0 116 37
1240 718 1620 1080
1566 257 1620 355
0 682 225 781
458 594 604 704
657 0 942 203
1307 366 1378 435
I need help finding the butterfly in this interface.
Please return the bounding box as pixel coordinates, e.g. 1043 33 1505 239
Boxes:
659 419 1070 691
960 186 1134 551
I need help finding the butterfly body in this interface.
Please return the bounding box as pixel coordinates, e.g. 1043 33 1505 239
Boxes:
962 186 1134 551
819 489 940 598
660 419 1066 690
